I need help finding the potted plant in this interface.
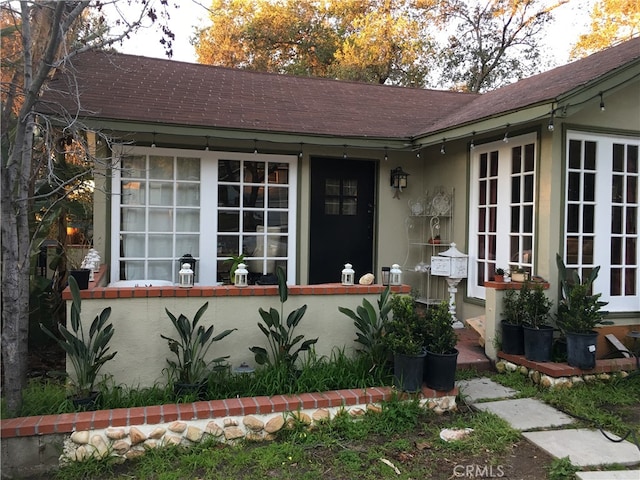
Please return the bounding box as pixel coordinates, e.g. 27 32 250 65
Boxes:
511 267 528 283
521 284 554 362
494 267 506 282
383 294 428 392
338 286 392 372
500 288 526 355
423 301 459 391
40 275 117 408
555 254 610 369
162 302 237 398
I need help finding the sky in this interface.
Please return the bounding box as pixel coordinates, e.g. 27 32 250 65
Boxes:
112 0 597 68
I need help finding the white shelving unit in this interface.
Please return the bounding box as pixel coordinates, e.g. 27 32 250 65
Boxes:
403 187 454 305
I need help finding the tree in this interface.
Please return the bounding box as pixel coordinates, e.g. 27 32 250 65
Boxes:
0 0 175 414
570 0 640 59
435 0 568 92
195 0 435 86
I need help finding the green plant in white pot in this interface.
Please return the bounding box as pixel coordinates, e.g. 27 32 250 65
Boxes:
556 254 610 369
40 275 117 406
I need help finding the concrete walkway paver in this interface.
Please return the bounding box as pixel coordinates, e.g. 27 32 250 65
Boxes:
523 429 640 467
472 397 575 431
576 471 640 480
456 378 517 402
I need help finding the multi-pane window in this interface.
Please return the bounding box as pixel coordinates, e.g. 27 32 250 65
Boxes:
468 133 537 299
563 132 638 311
112 147 297 285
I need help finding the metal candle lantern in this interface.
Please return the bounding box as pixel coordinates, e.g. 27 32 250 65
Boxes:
179 253 196 282
341 263 355 285
381 266 390 286
178 263 194 288
389 264 402 285
234 263 248 287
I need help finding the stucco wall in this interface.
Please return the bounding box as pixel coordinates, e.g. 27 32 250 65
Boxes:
68 284 408 388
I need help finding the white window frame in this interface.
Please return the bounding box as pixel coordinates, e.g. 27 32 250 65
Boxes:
468 132 538 300
111 146 297 285
563 131 639 312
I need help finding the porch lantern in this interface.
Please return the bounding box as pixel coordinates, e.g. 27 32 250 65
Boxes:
430 243 468 327
234 263 248 287
178 253 197 281
381 266 390 286
389 264 402 285
390 166 409 195
341 263 355 285
178 263 194 288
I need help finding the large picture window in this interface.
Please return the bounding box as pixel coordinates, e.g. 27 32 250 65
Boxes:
111 147 297 285
563 132 638 312
468 133 537 299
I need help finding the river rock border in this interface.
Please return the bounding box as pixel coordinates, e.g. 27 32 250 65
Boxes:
62 395 457 464
496 359 633 388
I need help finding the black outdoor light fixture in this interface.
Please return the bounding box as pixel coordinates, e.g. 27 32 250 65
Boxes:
390 166 409 191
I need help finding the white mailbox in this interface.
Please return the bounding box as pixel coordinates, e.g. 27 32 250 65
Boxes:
430 243 468 279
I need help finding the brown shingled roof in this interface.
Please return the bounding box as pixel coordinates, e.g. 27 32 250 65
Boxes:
43 51 476 139
424 37 640 135
42 37 640 141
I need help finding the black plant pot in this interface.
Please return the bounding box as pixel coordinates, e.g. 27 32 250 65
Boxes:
566 331 598 370
69 269 90 290
424 349 458 392
70 391 99 411
174 381 207 400
501 321 524 355
523 325 554 362
393 351 426 393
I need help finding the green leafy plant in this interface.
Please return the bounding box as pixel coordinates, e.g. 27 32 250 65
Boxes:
547 456 579 480
383 294 428 356
424 300 458 354
555 254 610 334
250 267 318 369
495 267 505 276
502 283 553 328
40 275 117 397
227 253 246 284
161 302 236 385
338 286 392 368
501 288 526 325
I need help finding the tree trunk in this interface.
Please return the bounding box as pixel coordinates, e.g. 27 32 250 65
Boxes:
1 134 33 414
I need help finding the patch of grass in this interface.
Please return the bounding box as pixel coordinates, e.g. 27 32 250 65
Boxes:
547 456 579 480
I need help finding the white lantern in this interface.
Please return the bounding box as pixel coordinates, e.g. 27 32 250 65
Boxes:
341 263 355 285
178 263 194 288
234 262 248 287
389 263 402 285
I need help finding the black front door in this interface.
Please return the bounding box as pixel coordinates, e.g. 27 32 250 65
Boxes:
309 157 376 284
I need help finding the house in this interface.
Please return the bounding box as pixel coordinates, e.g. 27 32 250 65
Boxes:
42 38 640 385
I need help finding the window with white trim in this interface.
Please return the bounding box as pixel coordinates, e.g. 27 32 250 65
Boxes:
468 133 537 299
111 147 297 285
563 131 638 312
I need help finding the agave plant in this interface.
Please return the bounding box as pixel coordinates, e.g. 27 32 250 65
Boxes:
40 275 117 397
161 302 236 385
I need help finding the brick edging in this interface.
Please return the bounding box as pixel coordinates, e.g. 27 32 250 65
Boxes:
498 352 637 377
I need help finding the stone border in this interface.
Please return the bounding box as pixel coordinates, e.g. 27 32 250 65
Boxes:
62 396 457 464
496 359 633 388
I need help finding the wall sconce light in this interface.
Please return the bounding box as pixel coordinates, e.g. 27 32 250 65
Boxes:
234 262 248 287
389 263 402 285
178 263 194 288
341 263 355 285
390 167 409 198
